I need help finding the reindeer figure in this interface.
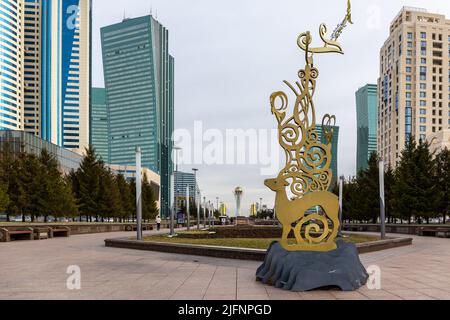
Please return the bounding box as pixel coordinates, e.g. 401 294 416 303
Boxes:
265 1 352 252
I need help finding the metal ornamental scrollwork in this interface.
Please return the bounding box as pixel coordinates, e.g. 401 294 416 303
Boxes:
265 0 353 252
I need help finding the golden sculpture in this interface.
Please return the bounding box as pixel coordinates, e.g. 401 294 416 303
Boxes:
265 0 353 252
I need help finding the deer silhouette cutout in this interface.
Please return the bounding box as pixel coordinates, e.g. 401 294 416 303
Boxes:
266 33 341 252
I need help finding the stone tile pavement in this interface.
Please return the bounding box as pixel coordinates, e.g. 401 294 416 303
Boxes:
0 229 449 300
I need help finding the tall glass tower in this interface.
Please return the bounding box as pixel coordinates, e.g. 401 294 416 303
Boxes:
356 84 378 173
1 0 91 154
101 15 175 218
90 87 108 161
0 0 24 131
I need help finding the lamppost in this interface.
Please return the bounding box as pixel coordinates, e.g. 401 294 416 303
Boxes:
173 146 182 172
136 147 143 241
171 146 182 236
379 159 386 240
338 175 344 237
192 168 200 230
186 184 190 231
203 196 207 227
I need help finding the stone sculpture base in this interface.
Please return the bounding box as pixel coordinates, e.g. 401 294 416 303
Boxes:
256 240 369 292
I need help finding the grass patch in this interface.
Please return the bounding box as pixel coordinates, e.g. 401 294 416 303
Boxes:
143 234 379 250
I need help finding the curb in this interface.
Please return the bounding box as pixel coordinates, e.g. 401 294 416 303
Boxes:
105 237 413 261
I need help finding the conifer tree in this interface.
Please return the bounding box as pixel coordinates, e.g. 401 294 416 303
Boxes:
434 148 450 224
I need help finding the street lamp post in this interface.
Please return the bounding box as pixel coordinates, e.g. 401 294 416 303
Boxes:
173 146 182 172
207 201 211 228
186 184 190 231
171 146 182 236
203 196 207 227
136 147 143 241
192 168 200 230
338 176 344 237
379 160 386 240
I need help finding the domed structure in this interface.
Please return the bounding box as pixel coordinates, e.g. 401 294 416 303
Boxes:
234 187 243 194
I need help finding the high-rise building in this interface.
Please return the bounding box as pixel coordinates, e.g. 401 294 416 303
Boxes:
1 0 91 154
356 84 378 173
101 15 174 218
316 124 340 188
0 0 24 131
378 7 450 167
90 87 108 161
174 171 199 213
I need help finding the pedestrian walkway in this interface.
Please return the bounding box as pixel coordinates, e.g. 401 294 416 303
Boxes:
0 229 449 300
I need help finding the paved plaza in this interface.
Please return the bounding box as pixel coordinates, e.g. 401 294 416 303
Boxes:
0 229 450 300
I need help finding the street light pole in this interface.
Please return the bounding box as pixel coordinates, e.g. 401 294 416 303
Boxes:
173 146 182 173
192 168 200 230
338 176 344 237
379 160 386 240
186 184 190 231
203 196 207 227
171 146 182 236
136 147 143 241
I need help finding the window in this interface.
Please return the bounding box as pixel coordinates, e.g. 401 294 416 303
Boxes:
406 58 412 64
420 92 427 98
407 32 413 39
420 101 426 107
421 32 426 39
420 118 426 123
406 84 412 90
420 109 427 115
406 75 412 82
420 83 426 90
406 67 412 73
421 58 426 64
406 92 412 98
420 126 427 132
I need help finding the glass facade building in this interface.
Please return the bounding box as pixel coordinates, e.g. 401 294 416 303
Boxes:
316 125 340 188
90 87 108 161
174 171 199 211
101 15 174 218
1 0 92 154
0 130 83 174
356 84 378 173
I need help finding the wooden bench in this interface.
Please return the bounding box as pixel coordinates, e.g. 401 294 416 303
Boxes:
0 227 34 242
49 226 70 238
419 228 438 237
33 227 51 240
436 228 450 238
125 225 155 232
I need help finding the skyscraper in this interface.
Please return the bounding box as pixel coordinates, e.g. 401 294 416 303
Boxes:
174 171 199 213
101 15 174 218
0 0 24 131
316 124 340 188
356 84 378 173
379 7 450 167
1 0 91 154
91 87 108 161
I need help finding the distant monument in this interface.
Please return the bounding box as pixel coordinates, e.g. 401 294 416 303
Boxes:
233 187 249 225
233 187 243 218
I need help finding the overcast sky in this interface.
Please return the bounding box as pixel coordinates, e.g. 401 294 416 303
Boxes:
92 0 450 215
